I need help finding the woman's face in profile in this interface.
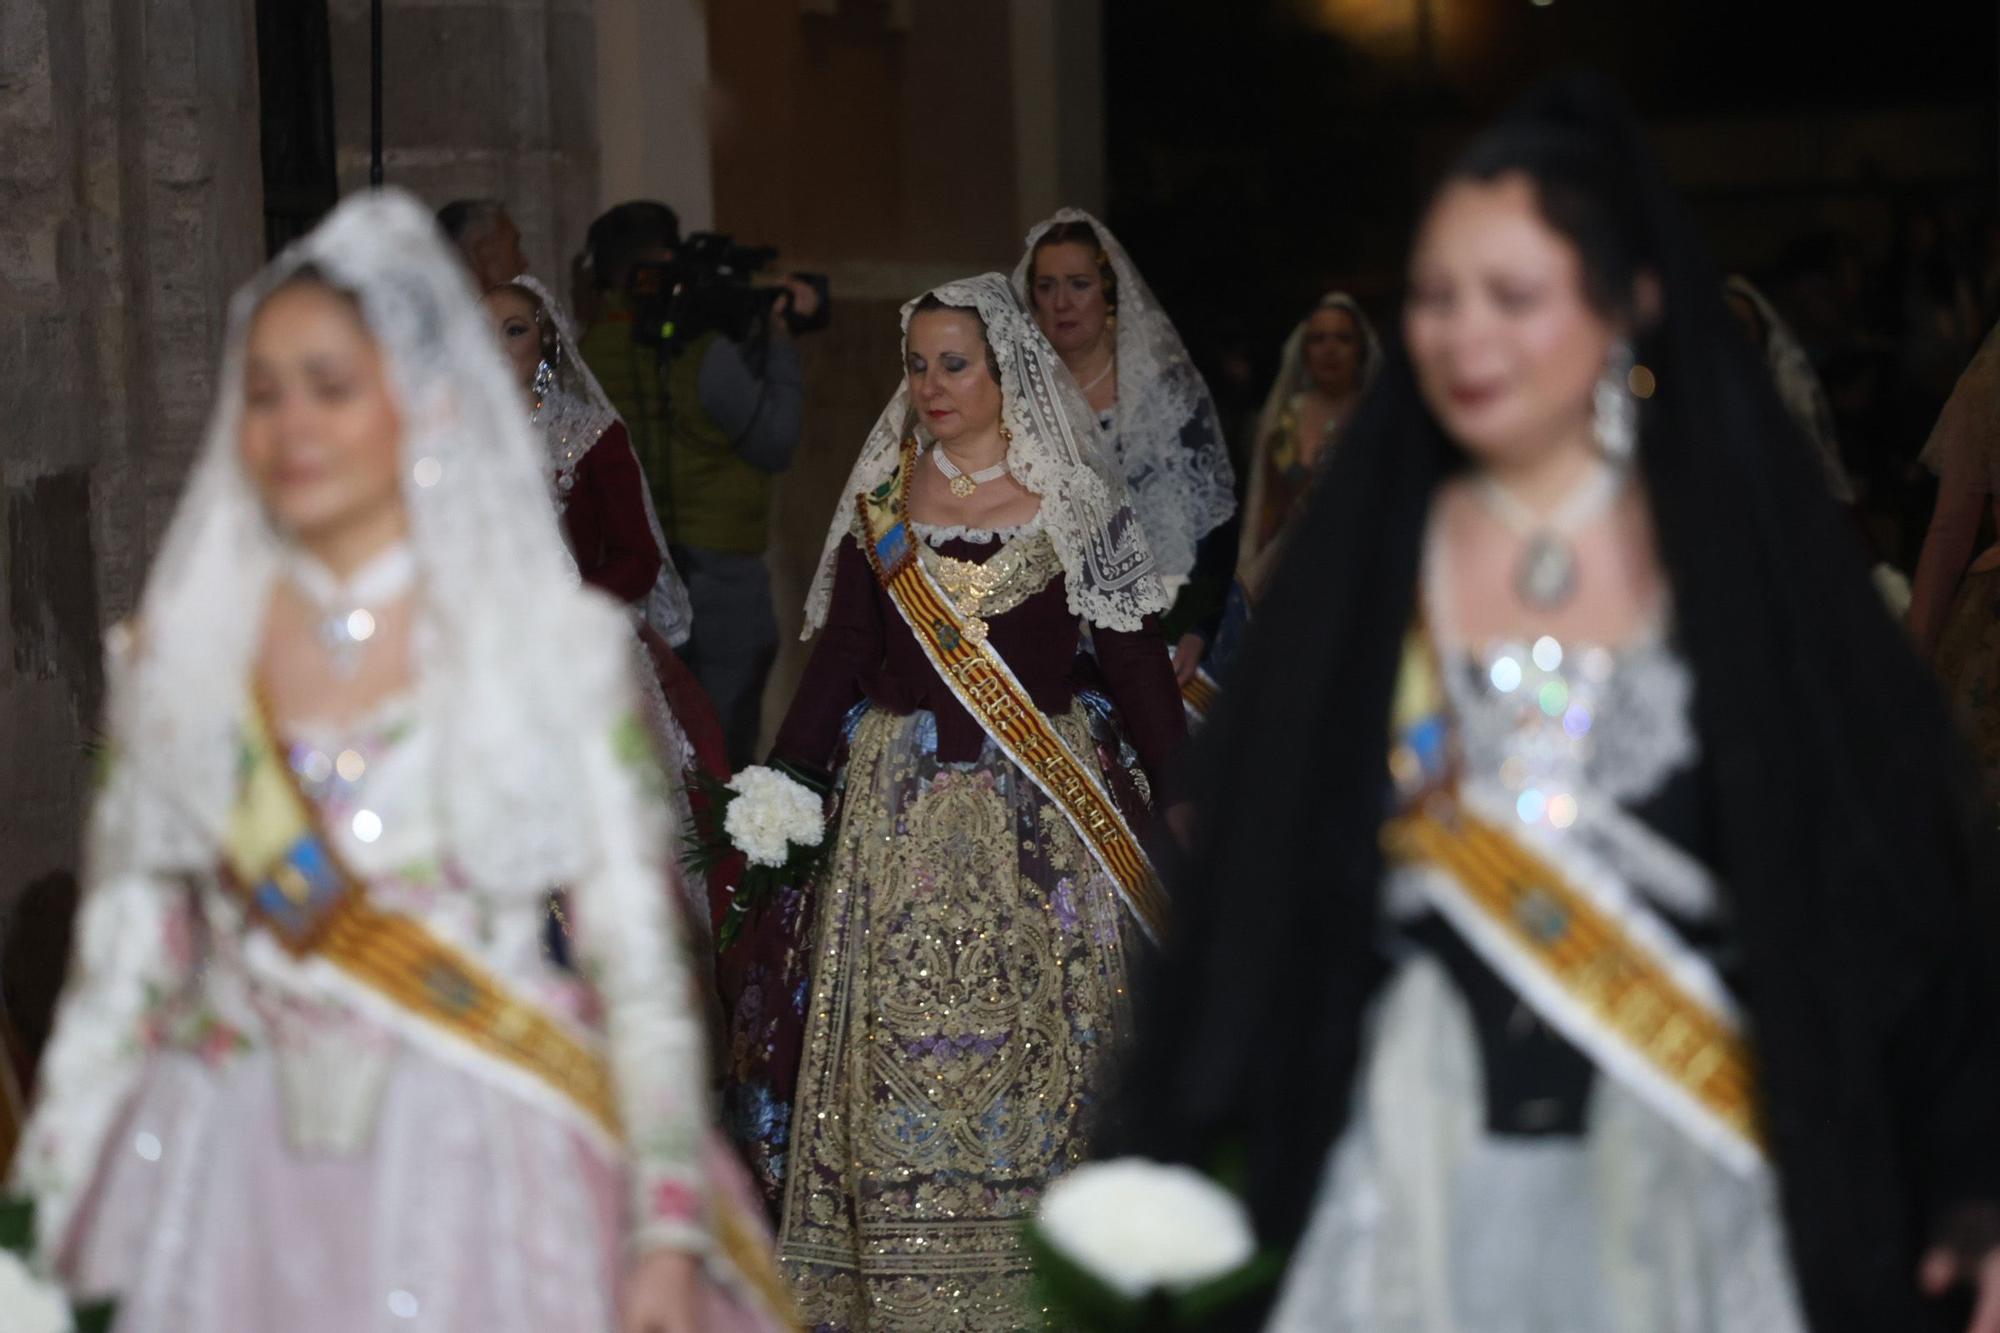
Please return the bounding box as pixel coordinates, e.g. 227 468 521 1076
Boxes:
481 286 545 393
1404 172 1621 468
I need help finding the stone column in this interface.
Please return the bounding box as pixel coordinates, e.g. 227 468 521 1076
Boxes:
0 0 264 966
1009 0 1105 232
327 0 602 286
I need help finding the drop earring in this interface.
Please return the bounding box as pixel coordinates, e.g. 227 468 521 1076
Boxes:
1594 340 1637 462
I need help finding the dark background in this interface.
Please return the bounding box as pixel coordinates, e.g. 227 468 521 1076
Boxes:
1105 0 1998 563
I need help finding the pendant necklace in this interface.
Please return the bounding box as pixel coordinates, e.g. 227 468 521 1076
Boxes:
1473 460 1625 612
932 445 1010 499
288 542 418 679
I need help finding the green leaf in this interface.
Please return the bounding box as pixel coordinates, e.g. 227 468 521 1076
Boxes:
0 1194 34 1255
1024 1223 1155 1331
1168 1248 1286 1322
75 1301 119 1333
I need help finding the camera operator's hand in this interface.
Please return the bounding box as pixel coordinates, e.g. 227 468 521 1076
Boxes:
779 276 822 322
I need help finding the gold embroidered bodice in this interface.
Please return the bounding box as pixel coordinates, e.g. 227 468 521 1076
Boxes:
916 529 1062 623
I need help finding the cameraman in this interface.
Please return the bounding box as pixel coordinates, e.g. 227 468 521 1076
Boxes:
577 201 819 768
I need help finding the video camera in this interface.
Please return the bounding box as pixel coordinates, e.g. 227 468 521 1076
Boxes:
627 232 831 358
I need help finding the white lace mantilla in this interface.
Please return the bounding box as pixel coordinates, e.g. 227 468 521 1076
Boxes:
803 273 1166 636
1013 208 1235 583
14 190 715 1281
512 273 694 648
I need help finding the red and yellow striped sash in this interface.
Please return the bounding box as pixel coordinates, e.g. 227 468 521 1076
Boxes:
1384 798 1762 1158
858 446 1171 942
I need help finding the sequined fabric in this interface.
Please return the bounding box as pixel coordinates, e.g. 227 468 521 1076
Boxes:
777 705 1143 1331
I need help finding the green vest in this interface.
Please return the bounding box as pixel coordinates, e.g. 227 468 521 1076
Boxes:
578 299 775 555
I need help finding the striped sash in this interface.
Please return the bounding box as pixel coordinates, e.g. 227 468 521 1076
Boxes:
857 445 1170 942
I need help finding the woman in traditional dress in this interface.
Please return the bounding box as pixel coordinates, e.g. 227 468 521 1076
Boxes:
9 190 793 1333
1209 292 1381 673
480 277 732 938
1101 77 2000 1332
1723 275 1856 505
1908 319 2000 810
769 273 1184 1329
1013 209 1235 684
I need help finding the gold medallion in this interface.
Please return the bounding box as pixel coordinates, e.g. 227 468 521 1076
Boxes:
949 475 977 498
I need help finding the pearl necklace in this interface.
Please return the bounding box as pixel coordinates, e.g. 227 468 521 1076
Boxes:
932 445 1010 498
1075 354 1115 396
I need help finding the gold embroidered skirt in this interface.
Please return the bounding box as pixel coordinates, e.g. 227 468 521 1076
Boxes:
777 705 1141 1331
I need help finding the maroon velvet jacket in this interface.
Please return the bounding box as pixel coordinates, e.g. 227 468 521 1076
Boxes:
559 421 731 797
773 532 1187 789
561 421 662 604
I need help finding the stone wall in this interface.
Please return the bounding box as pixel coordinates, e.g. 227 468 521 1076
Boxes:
0 0 265 967
327 0 601 284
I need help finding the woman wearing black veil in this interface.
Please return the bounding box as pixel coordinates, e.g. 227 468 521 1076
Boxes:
1104 77 2000 1333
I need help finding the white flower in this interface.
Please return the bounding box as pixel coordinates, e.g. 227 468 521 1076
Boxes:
1872 562 1912 618
1036 1157 1256 1299
722 766 825 869
0 1250 74 1333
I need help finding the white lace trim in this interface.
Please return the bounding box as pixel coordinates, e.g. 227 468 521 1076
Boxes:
1013 209 1236 582
911 510 1048 547
803 273 1166 636
512 274 694 648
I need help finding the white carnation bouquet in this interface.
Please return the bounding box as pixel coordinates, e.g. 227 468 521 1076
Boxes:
1028 1157 1279 1328
687 762 830 947
0 1197 114 1332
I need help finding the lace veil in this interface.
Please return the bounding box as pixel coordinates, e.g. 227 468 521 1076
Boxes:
1250 291 1382 458
509 273 695 646
1011 208 1235 584
1723 277 1855 504
97 189 635 896
802 272 1166 635
1241 292 1381 569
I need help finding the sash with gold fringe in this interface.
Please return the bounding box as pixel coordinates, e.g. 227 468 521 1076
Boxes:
226 700 802 1326
225 700 624 1141
1380 627 1765 1173
1179 665 1218 727
857 444 1171 943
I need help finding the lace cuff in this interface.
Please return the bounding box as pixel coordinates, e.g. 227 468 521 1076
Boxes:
12 864 191 1265
568 668 712 1255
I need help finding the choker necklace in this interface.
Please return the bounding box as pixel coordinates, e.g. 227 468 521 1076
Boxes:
288 542 417 679
932 445 1009 499
1473 461 1625 611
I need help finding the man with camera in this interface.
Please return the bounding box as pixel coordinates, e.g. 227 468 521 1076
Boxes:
578 200 824 768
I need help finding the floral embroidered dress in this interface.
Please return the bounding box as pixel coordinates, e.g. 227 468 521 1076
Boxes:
769 515 1180 1331
15 642 749 1333
9 190 791 1333
767 273 1184 1331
